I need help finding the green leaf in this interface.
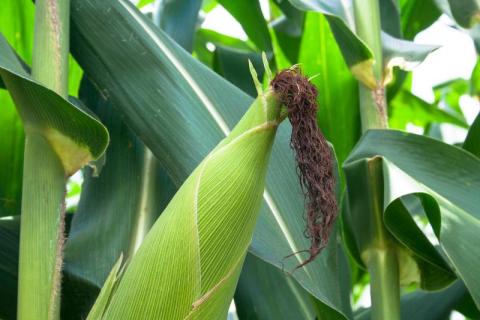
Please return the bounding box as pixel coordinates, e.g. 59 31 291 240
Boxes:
298 12 360 166
234 254 315 320
0 214 97 320
218 0 272 51
137 0 155 9
345 129 480 304
464 112 480 157
213 46 263 96
153 0 202 51
389 90 468 130
447 0 480 28
0 34 109 175
287 0 373 68
0 0 34 217
64 78 176 289
379 0 402 37
270 0 305 67
86 256 123 320
0 217 20 320
382 32 439 79
399 0 440 40
69 0 350 317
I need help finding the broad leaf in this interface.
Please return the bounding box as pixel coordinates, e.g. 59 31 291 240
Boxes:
0 34 108 175
345 130 480 304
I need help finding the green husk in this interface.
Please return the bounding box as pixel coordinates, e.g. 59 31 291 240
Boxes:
92 85 285 319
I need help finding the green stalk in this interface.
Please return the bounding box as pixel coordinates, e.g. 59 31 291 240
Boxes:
18 0 70 319
31 0 70 98
353 0 388 131
353 1 399 319
366 248 400 320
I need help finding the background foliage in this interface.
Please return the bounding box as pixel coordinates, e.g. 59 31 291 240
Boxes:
0 0 479 319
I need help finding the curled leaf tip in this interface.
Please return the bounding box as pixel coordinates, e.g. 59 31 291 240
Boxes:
271 68 338 269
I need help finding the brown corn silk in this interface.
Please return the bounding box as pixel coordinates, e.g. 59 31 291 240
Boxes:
271 68 337 268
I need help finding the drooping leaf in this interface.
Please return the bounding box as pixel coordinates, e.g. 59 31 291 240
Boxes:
69 0 350 317
345 129 480 304
382 32 439 81
286 0 373 69
0 34 109 175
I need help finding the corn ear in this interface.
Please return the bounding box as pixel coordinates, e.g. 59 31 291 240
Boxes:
94 87 285 319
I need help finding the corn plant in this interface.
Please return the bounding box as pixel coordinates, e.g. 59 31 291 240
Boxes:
0 0 480 320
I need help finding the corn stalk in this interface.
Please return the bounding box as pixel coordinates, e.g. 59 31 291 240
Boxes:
352 1 400 319
0 0 108 318
18 1 70 318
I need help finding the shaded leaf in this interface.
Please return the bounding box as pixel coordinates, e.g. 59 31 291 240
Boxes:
345 130 480 304
153 0 202 52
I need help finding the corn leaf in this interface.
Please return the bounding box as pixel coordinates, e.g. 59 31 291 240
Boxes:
399 0 440 40
0 34 108 175
286 0 373 68
234 254 316 320
344 129 480 305
70 0 351 317
153 0 202 52
63 78 176 318
0 0 34 217
0 217 20 319
389 90 468 130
